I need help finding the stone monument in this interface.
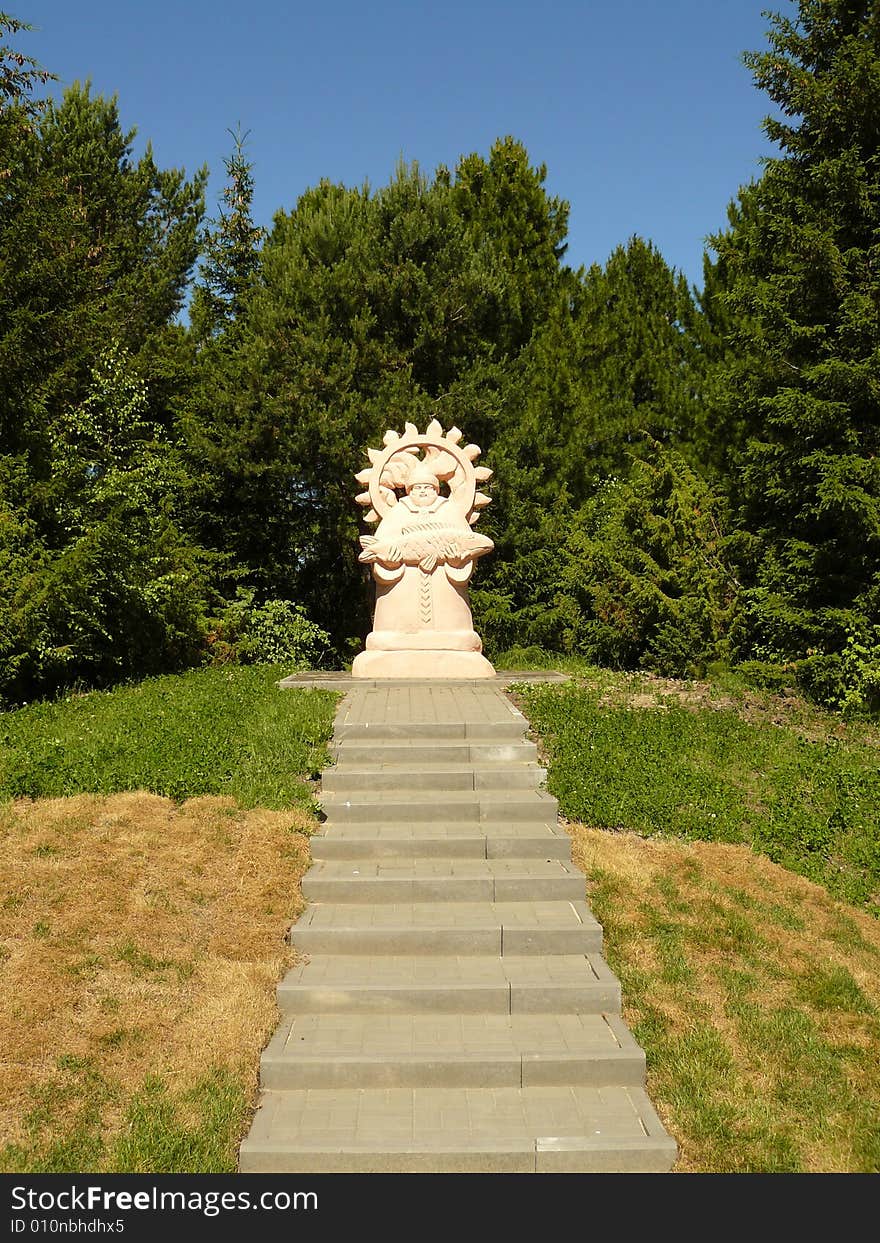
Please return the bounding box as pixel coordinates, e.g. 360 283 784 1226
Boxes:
351 419 496 678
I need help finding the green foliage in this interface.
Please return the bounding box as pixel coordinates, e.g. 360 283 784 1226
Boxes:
0 10 54 122
473 239 712 655
0 512 206 706
472 502 575 655
0 342 209 706
0 80 209 704
189 125 266 342
516 679 880 911
209 589 331 668
733 659 799 694
183 139 570 653
2 3 877 716
0 80 206 461
554 444 741 675
572 238 707 472
795 624 880 716
0 665 338 808
706 1 880 694
837 627 880 714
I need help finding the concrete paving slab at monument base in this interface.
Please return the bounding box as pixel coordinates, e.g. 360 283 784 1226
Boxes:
239 681 678 1174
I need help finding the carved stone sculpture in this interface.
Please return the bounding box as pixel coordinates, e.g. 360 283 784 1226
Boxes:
351 419 497 678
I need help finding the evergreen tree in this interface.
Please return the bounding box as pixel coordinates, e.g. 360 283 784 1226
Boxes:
186 140 569 655
0 80 208 703
692 190 762 480
0 81 205 462
472 237 710 655
451 136 569 362
709 0 880 705
558 443 741 676
0 10 54 122
1 339 208 705
190 125 266 342
574 237 706 478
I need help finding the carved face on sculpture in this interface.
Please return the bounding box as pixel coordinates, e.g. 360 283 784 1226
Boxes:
408 480 439 507
405 462 442 508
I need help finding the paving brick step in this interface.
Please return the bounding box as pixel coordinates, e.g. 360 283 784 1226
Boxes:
260 1013 643 1089
276 953 620 1015
309 821 564 837
291 900 602 955
321 764 547 792
334 720 528 742
319 790 559 823
238 1084 677 1173
309 828 570 861
333 740 539 764
301 858 585 903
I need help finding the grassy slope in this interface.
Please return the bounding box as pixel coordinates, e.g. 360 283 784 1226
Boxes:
0 792 315 1172
512 669 880 914
572 825 880 1173
0 666 339 809
509 666 880 1173
2 663 878 1172
0 668 339 1172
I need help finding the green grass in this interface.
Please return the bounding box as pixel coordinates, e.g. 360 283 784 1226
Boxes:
112 1070 249 1173
0 665 340 810
3 1064 247 1174
514 679 880 913
493 646 604 676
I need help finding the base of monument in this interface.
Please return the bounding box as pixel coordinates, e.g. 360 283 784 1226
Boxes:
351 650 497 679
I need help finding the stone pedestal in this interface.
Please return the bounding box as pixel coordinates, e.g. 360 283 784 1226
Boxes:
352 649 496 679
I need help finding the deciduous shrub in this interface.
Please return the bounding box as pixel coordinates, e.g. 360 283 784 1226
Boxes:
209 590 331 669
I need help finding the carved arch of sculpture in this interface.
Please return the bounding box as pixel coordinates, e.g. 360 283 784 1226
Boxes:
354 419 493 526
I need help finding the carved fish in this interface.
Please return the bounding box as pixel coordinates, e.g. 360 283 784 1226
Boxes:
359 521 494 574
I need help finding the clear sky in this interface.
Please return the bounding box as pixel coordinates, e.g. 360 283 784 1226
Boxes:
19 0 784 292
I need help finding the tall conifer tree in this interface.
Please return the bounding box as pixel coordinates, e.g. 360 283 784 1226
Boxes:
190 125 266 342
0 78 207 703
709 1 880 695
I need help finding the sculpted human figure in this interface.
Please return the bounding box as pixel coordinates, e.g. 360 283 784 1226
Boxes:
351 420 496 678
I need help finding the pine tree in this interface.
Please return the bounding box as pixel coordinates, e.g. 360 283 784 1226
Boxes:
573 237 706 479
190 125 266 342
709 0 880 702
471 236 709 655
185 141 570 655
0 81 206 460
451 136 569 361
559 443 741 676
693 189 763 480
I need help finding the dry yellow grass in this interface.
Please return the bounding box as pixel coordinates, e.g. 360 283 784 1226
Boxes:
569 825 880 1172
0 792 313 1165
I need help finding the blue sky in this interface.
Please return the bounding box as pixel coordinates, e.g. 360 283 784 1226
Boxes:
21 0 784 292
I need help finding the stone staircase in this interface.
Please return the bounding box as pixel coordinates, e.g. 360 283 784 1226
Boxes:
239 681 678 1173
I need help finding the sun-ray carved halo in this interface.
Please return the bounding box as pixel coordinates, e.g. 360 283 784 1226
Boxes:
354 419 493 526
